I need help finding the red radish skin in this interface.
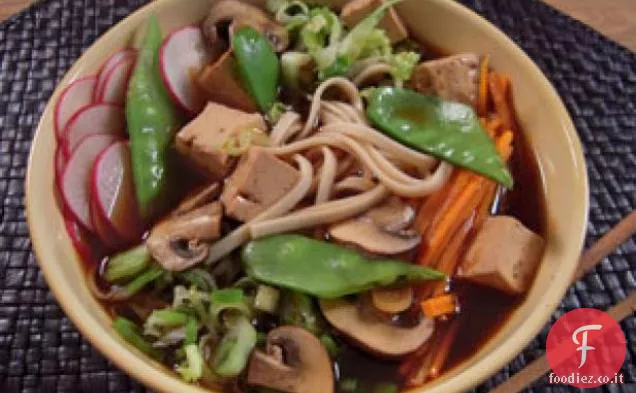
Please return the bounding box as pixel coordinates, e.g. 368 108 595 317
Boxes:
62 104 125 157
62 206 99 265
159 26 211 113
54 76 96 141
55 145 67 189
92 141 144 244
61 134 119 232
95 49 136 102
96 55 136 105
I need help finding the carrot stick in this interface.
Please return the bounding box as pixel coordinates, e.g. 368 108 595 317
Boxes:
423 176 487 265
485 116 503 137
477 55 490 116
421 294 458 318
430 219 473 296
428 317 461 378
489 73 517 132
496 130 514 161
414 180 452 235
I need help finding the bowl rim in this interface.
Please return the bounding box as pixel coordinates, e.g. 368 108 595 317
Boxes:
25 0 589 392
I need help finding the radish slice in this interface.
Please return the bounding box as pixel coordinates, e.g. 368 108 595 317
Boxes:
95 49 136 102
62 206 98 265
96 55 136 105
92 141 144 243
91 199 125 250
159 26 211 113
55 145 67 187
54 76 96 141
62 134 119 232
62 104 125 157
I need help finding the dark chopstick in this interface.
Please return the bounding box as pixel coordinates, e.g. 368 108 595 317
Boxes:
490 210 636 393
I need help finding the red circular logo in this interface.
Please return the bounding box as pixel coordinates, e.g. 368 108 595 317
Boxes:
546 308 626 388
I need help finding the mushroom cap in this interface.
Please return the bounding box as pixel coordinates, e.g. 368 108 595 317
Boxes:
203 0 289 52
329 197 421 255
320 298 434 358
247 326 334 393
146 202 223 271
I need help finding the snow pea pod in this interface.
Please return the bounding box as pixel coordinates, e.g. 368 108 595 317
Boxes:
232 26 280 113
242 235 445 299
126 16 180 220
366 87 513 187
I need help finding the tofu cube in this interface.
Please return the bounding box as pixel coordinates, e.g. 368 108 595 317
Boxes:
221 148 300 222
410 53 481 106
457 216 545 294
175 102 267 179
341 0 409 44
197 51 258 113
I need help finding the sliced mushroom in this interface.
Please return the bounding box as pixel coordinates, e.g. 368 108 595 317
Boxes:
329 196 421 255
319 298 434 358
146 201 223 271
203 0 289 52
174 182 221 216
247 326 334 393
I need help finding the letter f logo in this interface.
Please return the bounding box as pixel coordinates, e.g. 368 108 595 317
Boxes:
572 324 602 368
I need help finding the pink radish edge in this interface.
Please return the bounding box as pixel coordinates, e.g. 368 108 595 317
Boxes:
54 76 97 141
96 55 136 105
91 141 144 244
61 103 125 158
61 133 119 232
159 25 210 114
94 49 137 102
62 206 98 265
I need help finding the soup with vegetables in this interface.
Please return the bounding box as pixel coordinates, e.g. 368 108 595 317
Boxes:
54 0 546 392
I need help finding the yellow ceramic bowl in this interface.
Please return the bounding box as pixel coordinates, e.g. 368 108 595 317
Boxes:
26 0 588 392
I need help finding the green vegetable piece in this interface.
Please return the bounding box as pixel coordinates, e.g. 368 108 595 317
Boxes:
184 317 199 345
213 316 257 377
315 0 398 79
339 378 360 393
232 27 280 113
366 87 513 187
177 268 217 292
123 265 164 297
113 317 163 359
373 383 398 393
176 343 204 382
388 51 420 82
281 52 314 90
104 244 151 283
254 284 281 314
126 15 181 220
280 290 322 335
209 288 252 327
242 235 445 299
319 334 341 358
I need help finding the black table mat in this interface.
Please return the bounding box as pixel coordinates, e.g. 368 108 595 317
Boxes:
0 0 634 392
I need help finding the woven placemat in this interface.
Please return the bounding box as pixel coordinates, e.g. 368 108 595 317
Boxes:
0 0 634 392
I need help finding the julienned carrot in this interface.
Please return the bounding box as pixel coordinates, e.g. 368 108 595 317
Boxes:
428 317 461 379
489 72 517 132
477 55 490 116
414 180 452 235
421 294 458 318
497 130 514 161
430 219 473 296
423 176 487 266
485 116 503 137
474 182 497 229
